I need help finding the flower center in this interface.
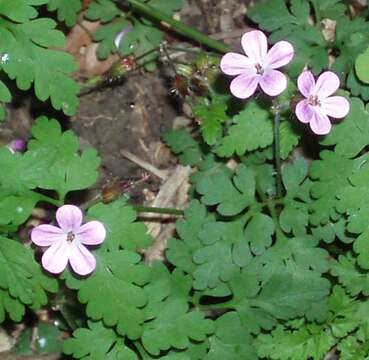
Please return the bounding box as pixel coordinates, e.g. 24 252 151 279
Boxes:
255 63 264 75
308 94 320 106
67 231 75 242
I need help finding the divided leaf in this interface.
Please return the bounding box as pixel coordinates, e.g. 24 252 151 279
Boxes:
64 250 151 340
217 100 273 157
87 199 152 252
63 321 137 359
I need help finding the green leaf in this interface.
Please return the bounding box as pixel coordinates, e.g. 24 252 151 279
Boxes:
0 19 79 115
193 96 229 146
320 98 369 158
0 288 25 322
355 46 369 84
331 253 369 296
47 0 82 26
256 323 335 360
87 199 152 252
142 299 213 355
64 250 150 340
163 128 203 166
217 100 273 157
195 164 255 216
85 0 120 22
166 200 213 275
27 117 100 198
193 220 243 289
0 236 57 310
280 120 301 160
309 150 364 225
245 213 275 255
0 0 48 22
63 321 138 359
204 312 257 360
332 17 369 99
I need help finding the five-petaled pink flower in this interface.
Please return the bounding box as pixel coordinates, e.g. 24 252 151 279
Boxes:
31 205 106 276
296 71 350 135
220 30 294 99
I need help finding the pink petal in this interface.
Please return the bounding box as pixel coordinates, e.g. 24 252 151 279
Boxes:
314 71 340 100
76 221 106 245
41 239 70 274
31 224 65 246
295 100 314 124
259 69 287 96
56 205 83 232
69 242 96 276
297 71 316 98
321 96 350 119
220 52 254 75
229 72 260 99
264 41 294 69
310 109 332 135
241 30 267 64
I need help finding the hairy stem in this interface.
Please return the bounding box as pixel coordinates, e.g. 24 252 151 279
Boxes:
133 205 184 216
118 0 230 53
273 109 283 199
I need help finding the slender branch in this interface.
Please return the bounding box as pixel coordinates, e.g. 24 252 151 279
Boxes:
273 109 283 199
117 0 230 53
133 205 184 216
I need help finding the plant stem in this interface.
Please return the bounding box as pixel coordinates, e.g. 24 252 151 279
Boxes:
118 0 230 53
310 0 320 24
273 108 283 199
133 205 184 216
37 193 62 207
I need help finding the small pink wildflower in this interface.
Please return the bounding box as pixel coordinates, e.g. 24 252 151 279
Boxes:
296 71 350 135
31 205 106 276
220 30 294 99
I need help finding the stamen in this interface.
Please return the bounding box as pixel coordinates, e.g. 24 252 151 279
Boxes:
308 95 320 106
255 63 264 75
67 231 75 242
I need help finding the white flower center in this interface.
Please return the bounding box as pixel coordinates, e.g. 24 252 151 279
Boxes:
308 94 320 106
67 231 75 242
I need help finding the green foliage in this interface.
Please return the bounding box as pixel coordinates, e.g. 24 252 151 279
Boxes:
248 0 327 77
64 249 150 340
255 287 369 360
217 100 273 157
0 236 57 317
193 96 229 146
87 199 152 251
85 0 184 70
64 321 138 359
355 46 369 84
163 128 203 166
0 2 80 116
47 0 82 26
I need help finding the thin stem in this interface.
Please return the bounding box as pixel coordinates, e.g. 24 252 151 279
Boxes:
133 205 184 216
36 193 62 207
118 0 230 53
310 0 321 24
58 303 78 331
273 109 283 199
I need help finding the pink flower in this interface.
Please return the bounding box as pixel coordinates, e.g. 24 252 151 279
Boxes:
31 205 106 276
295 71 350 135
220 30 294 99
